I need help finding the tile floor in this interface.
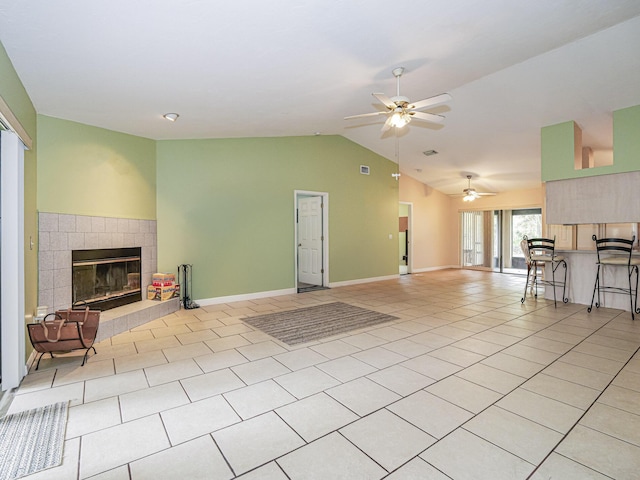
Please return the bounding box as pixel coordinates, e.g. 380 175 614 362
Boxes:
7 269 640 479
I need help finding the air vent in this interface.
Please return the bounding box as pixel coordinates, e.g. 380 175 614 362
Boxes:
360 165 370 175
423 150 438 156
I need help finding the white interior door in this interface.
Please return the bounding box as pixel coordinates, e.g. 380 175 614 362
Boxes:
297 196 323 286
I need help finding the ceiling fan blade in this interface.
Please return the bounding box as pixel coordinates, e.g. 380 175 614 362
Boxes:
409 111 445 124
381 115 394 132
372 93 396 109
409 93 452 111
476 192 497 196
344 111 388 120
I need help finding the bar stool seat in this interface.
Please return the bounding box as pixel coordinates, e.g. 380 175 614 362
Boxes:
588 235 640 320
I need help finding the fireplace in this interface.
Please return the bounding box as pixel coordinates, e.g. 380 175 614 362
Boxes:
72 247 142 311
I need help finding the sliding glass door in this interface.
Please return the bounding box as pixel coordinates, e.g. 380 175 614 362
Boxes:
461 208 542 274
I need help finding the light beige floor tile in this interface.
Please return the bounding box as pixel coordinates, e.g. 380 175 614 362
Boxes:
151 324 192 338
388 390 473 439
455 363 525 394
224 380 296 419
119 381 190 422
161 342 212 363
241 329 277 344
273 348 328 371
421 428 533 480
111 329 154 345
317 355 377 382
522 373 600 409
133 335 181 353
130 318 168 331
236 462 288 480
90 342 138 361
175 328 220 345
581 402 640 446
481 352 545 378
180 368 245 402
472 330 521 347
530 452 611 480
194 348 248 373
66 396 121 439
464 406 562 464
7 382 85 414
78 465 129 479
186 318 226 331
15 368 55 394
612 369 640 393
274 366 340 399
84 369 148 403
52 358 115 387
426 376 502 413
204 334 252 352
144 357 203 386
560 350 623 375
310 339 361 359
275 392 359 442
231 357 291 385
114 349 167 374
277 432 387 479
80 414 170 478
401 354 462 380
381 338 432 358
237 340 288 360
341 409 436 471
598 384 640 414
497 388 583 433
543 361 613 390
161 395 241 444
352 346 407 369
500 344 560 365
213 323 254 337
452 337 505 356
410 331 456 349
130 435 233 480
214 412 304 476
367 326 412 341
572 341 634 363
556 424 640 479
428 345 485 367
385 457 451 479
585 333 639 352
367 364 435 396
341 332 388 349
327 377 400 416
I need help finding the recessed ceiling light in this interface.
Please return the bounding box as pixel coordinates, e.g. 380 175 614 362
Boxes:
423 149 438 156
163 113 179 122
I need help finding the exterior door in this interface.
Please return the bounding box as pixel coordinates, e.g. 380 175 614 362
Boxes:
297 196 323 286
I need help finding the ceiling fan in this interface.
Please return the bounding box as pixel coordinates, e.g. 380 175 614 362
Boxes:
344 67 452 132
461 175 497 202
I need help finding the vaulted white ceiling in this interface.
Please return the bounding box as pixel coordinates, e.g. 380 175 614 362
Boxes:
1 1 639 194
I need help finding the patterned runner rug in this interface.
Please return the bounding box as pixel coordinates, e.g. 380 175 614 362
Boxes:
0 402 68 479
243 301 398 345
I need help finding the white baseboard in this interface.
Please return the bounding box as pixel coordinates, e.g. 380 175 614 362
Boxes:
196 287 297 306
412 265 460 273
329 274 399 288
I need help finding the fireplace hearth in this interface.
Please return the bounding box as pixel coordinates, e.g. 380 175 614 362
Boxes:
72 247 142 311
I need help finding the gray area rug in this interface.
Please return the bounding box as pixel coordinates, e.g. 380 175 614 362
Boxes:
0 402 68 480
243 301 398 345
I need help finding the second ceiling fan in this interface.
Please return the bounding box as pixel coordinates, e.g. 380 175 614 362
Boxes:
461 175 497 202
345 67 452 132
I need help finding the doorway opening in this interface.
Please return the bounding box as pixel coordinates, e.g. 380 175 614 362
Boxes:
295 191 328 293
399 202 412 275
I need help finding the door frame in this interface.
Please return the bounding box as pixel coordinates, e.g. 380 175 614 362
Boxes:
294 190 329 289
399 201 413 274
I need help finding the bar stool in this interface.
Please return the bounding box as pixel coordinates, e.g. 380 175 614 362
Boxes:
588 235 640 320
521 236 568 307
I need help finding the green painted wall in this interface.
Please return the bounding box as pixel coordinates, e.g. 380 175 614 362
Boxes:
156 136 399 300
541 105 640 181
37 115 157 219
1 40 38 361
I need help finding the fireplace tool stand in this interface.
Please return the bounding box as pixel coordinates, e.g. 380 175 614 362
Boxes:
178 264 199 310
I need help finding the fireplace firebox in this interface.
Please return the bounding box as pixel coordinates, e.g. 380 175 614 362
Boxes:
72 247 142 311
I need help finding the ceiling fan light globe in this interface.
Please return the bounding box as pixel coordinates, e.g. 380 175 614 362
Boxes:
463 194 475 202
390 112 409 128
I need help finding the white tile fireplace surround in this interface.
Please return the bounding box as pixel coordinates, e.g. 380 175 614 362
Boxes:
38 212 161 316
